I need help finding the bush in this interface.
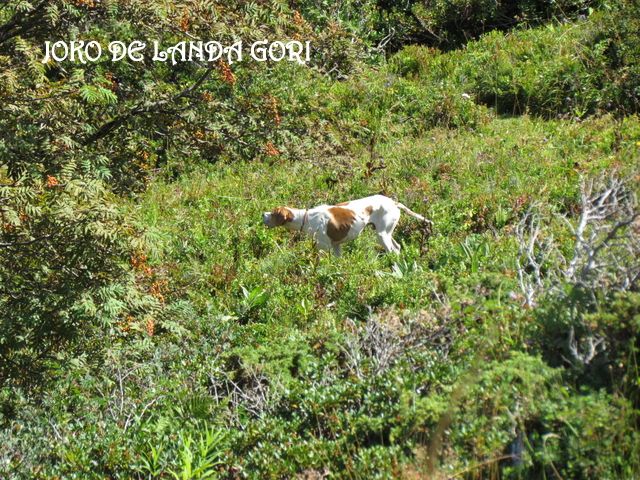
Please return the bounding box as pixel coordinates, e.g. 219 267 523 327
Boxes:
304 0 603 51
391 1 640 118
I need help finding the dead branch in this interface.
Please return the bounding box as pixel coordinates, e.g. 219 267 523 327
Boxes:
567 326 606 366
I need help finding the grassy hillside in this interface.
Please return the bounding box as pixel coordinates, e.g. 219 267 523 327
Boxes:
129 113 639 477
2 1 640 479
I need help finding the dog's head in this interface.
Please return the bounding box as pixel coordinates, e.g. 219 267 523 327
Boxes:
262 206 294 228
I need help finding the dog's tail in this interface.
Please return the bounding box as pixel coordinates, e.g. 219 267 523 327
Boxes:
396 202 433 225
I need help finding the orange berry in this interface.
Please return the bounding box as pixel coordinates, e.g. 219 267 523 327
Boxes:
265 141 280 156
218 60 236 85
45 175 59 188
145 317 155 336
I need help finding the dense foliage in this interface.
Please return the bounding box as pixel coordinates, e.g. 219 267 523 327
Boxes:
298 0 604 51
1 0 639 478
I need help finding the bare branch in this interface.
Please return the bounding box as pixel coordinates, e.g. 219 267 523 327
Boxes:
515 175 639 306
514 174 638 367
564 175 639 291
567 326 606 366
514 206 556 307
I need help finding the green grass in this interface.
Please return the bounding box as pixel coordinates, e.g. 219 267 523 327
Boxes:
139 113 639 297
125 113 640 476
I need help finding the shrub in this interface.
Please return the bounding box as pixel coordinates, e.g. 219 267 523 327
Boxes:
307 0 603 51
391 1 640 118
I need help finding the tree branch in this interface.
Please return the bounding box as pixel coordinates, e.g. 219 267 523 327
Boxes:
81 65 216 145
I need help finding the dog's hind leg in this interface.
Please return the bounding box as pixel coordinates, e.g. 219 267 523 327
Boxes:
379 211 401 253
377 232 400 253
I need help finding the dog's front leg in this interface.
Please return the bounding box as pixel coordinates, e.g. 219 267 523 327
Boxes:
315 234 333 254
332 244 342 257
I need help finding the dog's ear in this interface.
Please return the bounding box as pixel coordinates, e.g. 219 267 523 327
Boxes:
272 207 294 226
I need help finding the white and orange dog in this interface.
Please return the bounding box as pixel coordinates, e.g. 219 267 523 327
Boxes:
262 194 431 256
